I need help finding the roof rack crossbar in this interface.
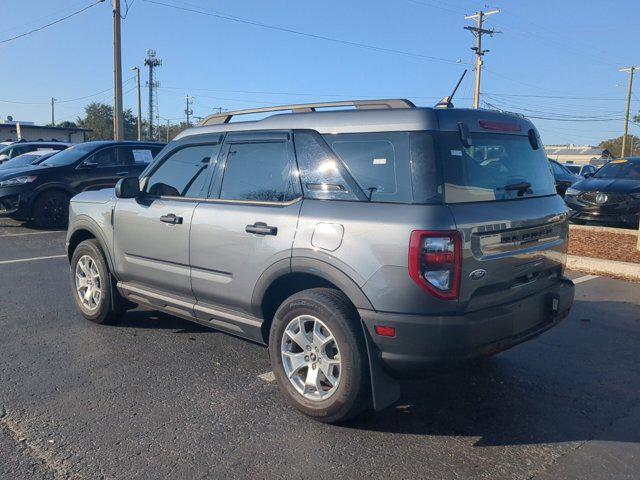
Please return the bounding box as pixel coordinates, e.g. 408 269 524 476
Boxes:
199 99 415 126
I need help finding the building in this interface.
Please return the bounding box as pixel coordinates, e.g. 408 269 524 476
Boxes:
0 117 90 143
544 144 613 166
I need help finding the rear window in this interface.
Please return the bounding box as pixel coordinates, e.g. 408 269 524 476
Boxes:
436 132 556 203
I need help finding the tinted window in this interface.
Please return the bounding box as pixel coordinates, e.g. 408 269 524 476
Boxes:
323 132 413 203
564 165 580 174
594 159 640 179
294 131 361 201
219 142 297 202
438 133 556 203
41 143 96 166
146 144 219 197
91 147 119 167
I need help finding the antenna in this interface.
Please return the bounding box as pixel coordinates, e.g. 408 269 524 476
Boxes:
435 69 467 109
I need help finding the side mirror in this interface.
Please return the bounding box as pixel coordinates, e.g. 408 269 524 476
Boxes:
80 160 98 169
584 172 593 178
0 154 9 163
115 177 141 199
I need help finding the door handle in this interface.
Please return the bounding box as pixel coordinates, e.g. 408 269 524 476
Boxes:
116 171 129 176
245 222 277 236
160 213 183 225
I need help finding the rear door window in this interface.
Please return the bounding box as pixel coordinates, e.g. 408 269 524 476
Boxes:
437 132 556 203
218 141 299 202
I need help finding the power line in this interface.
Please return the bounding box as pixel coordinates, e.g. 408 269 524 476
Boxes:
142 0 468 66
0 0 105 45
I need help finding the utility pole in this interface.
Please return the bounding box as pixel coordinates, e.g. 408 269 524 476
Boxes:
112 0 124 140
619 66 638 158
185 95 193 126
166 119 170 142
50 98 56 126
464 9 500 109
130 66 142 140
144 49 161 140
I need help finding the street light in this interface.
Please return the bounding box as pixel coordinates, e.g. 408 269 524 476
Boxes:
130 66 142 141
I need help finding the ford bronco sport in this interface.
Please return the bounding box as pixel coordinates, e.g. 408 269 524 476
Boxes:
66 100 575 423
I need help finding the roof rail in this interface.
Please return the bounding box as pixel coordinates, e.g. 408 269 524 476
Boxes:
199 99 416 126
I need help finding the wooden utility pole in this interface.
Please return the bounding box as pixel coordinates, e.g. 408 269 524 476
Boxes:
465 9 500 109
619 66 637 158
112 0 124 140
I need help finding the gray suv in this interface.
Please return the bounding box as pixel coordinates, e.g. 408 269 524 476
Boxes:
66 100 575 423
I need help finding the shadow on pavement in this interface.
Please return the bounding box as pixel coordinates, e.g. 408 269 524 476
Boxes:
110 298 640 447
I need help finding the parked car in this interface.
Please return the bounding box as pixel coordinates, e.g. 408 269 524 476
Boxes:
0 141 71 164
564 157 640 227
0 150 58 171
548 159 581 196
563 163 597 177
0 141 165 227
66 100 575 423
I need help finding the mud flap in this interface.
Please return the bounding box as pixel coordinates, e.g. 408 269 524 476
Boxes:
360 321 401 411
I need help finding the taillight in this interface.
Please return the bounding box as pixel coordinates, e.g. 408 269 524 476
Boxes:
409 230 461 300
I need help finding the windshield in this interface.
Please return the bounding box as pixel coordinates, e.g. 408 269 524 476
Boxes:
564 165 580 174
0 152 49 169
593 159 640 179
437 132 557 203
42 143 96 166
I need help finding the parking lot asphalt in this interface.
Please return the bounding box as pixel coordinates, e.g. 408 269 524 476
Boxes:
1 218 639 480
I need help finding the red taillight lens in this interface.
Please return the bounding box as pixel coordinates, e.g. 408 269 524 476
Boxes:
409 230 461 300
374 325 396 337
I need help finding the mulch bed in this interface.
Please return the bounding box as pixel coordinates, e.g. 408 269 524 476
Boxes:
568 229 640 264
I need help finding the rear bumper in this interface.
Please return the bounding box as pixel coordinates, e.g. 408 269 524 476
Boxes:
360 278 574 376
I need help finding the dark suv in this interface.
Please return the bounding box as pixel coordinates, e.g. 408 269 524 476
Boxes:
66 101 574 422
0 141 164 227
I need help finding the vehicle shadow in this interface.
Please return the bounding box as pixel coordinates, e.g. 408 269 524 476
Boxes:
112 299 640 447
114 309 212 333
343 298 640 446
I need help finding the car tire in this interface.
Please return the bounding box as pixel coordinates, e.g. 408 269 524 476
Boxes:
32 190 70 228
269 288 371 423
70 239 123 325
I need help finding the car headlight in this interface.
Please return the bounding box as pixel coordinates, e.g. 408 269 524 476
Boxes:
0 175 37 187
565 187 580 196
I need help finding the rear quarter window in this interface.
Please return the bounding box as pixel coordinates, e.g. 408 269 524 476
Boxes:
322 132 413 203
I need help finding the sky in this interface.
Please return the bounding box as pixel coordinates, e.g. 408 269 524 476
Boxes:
1 0 639 146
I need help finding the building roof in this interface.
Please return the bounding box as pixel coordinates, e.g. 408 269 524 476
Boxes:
545 145 611 157
0 124 91 132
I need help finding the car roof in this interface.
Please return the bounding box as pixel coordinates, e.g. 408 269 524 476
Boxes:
10 141 73 146
174 100 537 140
79 140 165 147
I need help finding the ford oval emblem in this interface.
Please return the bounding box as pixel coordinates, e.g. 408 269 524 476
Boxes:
469 269 486 280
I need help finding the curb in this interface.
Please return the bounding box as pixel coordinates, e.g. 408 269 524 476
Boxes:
567 255 640 281
569 224 638 236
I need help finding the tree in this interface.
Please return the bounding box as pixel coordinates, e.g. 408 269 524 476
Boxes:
76 102 139 141
599 135 640 158
155 121 191 143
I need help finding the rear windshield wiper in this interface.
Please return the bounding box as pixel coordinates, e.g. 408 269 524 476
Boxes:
499 181 533 196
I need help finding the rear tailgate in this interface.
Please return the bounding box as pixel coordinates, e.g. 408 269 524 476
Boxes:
449 195 569 312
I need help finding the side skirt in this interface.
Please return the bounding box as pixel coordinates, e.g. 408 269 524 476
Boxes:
117 281 265 344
